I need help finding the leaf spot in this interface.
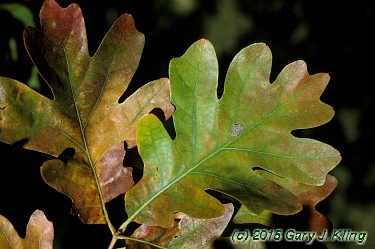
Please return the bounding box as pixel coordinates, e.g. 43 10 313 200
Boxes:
0 105 7 121
101 169 124 186
231 123 244 137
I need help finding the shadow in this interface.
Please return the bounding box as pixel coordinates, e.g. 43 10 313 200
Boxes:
58 147 75 162
150 107 176 139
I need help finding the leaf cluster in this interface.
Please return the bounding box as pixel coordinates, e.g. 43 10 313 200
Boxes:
0 0 341 248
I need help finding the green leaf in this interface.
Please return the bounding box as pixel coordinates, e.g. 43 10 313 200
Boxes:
124 39 340 229
0 0 173 224
0 3 36 27
233 208 273 227
0 210 54 249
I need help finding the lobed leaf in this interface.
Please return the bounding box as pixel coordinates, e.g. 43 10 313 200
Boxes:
0 0 174 224
238 172 338 235
233 208 273 227
126 222 179 249
126 204 233 249
0 210 54 249
125 39 340 228
168 203 234 249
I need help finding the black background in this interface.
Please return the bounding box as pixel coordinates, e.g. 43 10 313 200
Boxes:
1 0 374 248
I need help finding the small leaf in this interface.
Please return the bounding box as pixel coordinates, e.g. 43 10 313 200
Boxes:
127 204 234 249
0 210 54 249
233 208 272 227
0 3 36 27
0 0 173 224
125 39 340 228
126 222 179 249
295 174 338 234
168 203 234 249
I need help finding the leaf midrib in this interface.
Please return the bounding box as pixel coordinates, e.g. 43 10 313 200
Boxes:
132 81 322 223
124 93 289 228
172 59 318 199
123 50 322 229
58 19 91 164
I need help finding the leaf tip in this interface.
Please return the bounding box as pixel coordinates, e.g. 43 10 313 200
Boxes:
190 38 215 53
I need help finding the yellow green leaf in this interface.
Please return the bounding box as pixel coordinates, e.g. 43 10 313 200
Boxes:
123 39 340 229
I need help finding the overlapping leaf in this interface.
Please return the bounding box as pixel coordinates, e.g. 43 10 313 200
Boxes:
168 203 234 249
126 204 233 249
126 221 179 249
234 173 338 235
124 39 341 228
0 210 54 249
0 0 173 224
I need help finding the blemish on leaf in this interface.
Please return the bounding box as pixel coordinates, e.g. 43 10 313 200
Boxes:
231 123 244 137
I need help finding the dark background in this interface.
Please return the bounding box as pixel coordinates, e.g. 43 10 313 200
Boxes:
0 0 374 248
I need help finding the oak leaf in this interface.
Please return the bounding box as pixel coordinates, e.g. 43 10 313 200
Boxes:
126 204 233 249
234 172 338 235
0 0 173 224
124 39 340 228
0 210 54 249
168 203 234 249
126 222 179 249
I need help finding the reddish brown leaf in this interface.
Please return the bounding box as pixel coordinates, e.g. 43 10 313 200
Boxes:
168 203 234 249
0 0 173 224
236 171 338 235
97 142 134 203
126 204 234 249
126 222 179 249
278 174 338 234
